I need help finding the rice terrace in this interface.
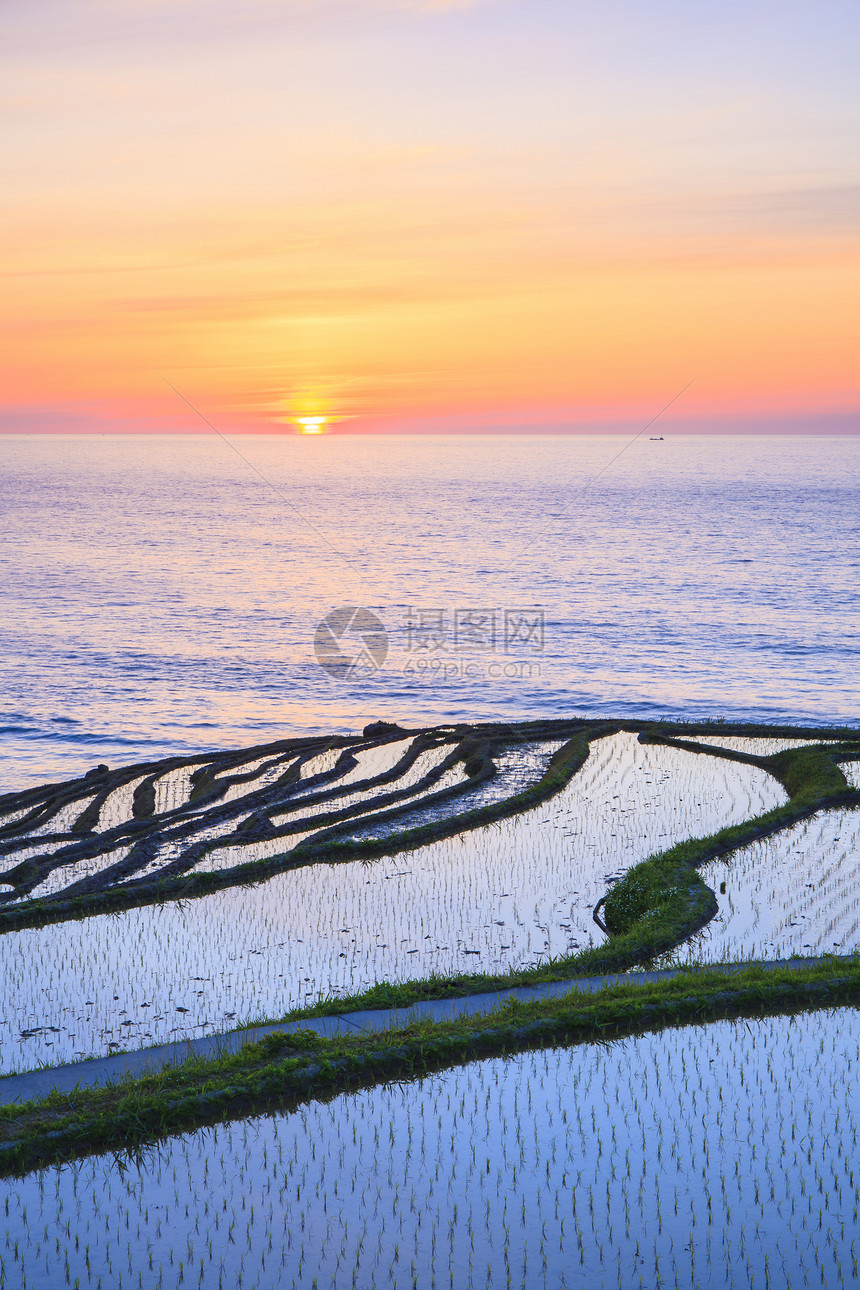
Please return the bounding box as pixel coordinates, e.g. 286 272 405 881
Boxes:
1 716 859 1288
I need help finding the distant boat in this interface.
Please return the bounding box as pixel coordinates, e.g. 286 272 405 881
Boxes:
649 436 664 440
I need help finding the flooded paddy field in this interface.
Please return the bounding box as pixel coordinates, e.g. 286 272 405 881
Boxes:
668 806 860 964
0 732 788 1071
843 762 860 791
3 1007 859 1289
690 735 818 756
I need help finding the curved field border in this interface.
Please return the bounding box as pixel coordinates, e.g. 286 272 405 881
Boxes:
252 725 860 1018
600 734 860 955
2 958 860 1178
0 723 598 933
2 718 860 1175
0 729 462 909
0 718 857 972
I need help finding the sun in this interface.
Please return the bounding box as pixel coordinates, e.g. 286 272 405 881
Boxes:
295 416 329 434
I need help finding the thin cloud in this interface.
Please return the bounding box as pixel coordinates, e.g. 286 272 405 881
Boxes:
722 183 860 233
1 0 496 49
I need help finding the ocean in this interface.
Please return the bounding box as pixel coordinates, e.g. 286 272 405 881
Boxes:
1 432 857 792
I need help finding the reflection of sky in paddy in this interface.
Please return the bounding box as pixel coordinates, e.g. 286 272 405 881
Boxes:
25 845 131 902
691 735 819 755
842 761 860 791
334 740 564 843
0 736 465 906
152 764 198 814
26 795 97 837
0 734 786 1072
666 807 860 965
270 743 452 821
4 1010 857 1288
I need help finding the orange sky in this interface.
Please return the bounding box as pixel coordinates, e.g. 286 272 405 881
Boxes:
2 1 858 433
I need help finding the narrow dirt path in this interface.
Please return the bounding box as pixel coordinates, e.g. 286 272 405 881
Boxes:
0 957 831 1105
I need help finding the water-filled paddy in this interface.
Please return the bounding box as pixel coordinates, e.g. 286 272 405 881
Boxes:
842 761 860 791
190 742 481 872
0 734 466 902
0 733 786 1070
3 1007 858 1288
668 807 860 964
690 735 819 755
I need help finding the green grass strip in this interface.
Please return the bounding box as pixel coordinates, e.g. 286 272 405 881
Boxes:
0 727 598 934
602 741 858 950
2 958 859 1178
2 723 858 1031
238 742 856 1023
173 736 859 1028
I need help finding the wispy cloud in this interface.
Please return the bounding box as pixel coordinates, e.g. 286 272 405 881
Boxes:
2 0 857 428
718 183 860 233
1 0 496 54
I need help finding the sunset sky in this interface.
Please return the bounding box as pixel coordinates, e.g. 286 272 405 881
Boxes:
2 0 858 433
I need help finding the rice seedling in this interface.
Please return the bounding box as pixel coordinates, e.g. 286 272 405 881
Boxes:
0 716 857 1287
2 1007 858 1287
0 728 798 1071
664 808 860 964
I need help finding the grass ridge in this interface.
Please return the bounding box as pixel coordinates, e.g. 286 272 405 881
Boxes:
2 959 859 1178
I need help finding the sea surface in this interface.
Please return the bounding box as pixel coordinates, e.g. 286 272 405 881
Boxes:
1 433 857 792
